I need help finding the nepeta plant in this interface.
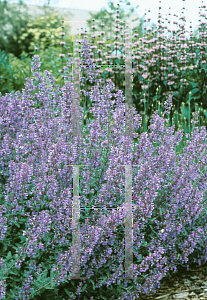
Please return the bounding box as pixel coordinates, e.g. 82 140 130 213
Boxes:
0 27 207 300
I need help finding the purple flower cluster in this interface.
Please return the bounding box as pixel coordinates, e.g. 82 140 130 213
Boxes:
0 36 207 299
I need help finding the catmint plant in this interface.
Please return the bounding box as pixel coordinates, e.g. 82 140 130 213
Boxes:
0 9 207 300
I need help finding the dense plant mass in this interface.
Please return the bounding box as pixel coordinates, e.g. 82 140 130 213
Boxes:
0 39 207 299
1 1 207 299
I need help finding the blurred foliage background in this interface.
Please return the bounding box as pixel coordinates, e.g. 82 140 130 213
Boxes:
0 0 74 96
0 0 152 97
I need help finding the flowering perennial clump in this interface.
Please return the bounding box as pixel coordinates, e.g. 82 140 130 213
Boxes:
0 24 207 300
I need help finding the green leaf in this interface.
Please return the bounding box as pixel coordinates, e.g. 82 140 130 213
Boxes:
6 251 12 260
180 104 190 120
203 110 207 120
90 279 96 290
137 254 142 262
70 280 75 286
127 285 134 291
99 276 106 281
190 88 199 96
44 286 54 289
8 268 20 276
82 283 87 292
64 288 74 296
